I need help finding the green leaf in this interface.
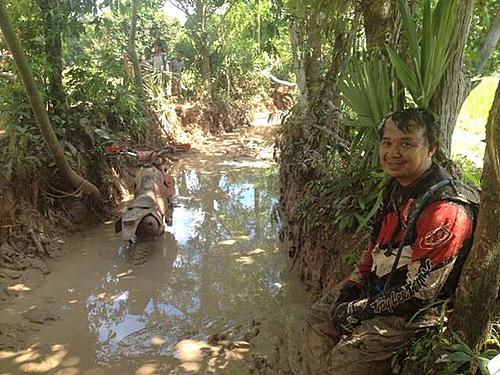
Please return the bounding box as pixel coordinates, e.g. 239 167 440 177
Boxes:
477 357 491 375
437 351 472 364
386 46 420 102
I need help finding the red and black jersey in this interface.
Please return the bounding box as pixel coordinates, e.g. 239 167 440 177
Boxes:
341 165 476 320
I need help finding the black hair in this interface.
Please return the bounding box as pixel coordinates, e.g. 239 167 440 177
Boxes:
378 108 438 147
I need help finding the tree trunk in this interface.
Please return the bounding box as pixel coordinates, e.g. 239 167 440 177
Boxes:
429 0 474 160
256 0 260 51
289 17 307 109
304 11 322 97
37 0 66 116
128 0 144 96
474 3 500 74
450 81 500 354
360 0 394 49
195 0 212 99
0 0 101 202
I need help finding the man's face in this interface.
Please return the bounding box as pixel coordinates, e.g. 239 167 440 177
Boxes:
379 118 436 186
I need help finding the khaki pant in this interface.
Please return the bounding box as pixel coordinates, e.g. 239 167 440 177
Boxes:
301 283 429 375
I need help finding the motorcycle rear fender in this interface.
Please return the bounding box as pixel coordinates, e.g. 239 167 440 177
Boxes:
115 196 155 234
120 207 163 242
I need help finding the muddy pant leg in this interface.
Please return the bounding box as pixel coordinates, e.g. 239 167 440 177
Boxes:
326 316 417 375
301 285 344 375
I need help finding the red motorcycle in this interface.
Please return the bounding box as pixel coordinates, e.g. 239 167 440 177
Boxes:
104 146 176 244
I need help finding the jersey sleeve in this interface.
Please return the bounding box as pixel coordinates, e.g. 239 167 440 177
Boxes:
344 243 374 287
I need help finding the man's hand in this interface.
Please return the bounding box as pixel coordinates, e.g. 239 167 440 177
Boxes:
336 283 362 304
331 299 369 335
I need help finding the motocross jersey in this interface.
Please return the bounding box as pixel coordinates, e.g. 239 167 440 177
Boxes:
341 164 477 320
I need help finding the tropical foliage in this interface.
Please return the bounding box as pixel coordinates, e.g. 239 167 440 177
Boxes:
0 0 292 204
386 0 460 108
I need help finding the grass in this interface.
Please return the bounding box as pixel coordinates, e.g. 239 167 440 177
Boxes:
452 76 499 167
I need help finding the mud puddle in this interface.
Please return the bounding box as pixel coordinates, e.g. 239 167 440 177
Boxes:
0 126 309 374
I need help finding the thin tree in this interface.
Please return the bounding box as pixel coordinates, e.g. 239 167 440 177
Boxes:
431 1 500 160
128 0 145 97
450 81 500 362
0 0 101 202
474 3 500 74
195 0 212 98
37 0 66 116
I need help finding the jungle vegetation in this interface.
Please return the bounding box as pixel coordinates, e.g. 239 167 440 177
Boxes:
0 0 499 373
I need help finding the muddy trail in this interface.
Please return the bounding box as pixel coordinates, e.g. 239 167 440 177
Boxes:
0 123 309 375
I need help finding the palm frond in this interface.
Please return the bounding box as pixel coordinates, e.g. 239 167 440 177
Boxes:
387 0 459 107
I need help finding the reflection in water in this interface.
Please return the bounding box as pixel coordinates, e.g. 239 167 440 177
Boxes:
0 130 308 374
86 165 299 372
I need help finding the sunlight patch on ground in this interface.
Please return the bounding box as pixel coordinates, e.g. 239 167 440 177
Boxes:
235 248 266 264
174 338 249 373
251 111 281 127
19 344 68 373
218 160 272 168
135 362 160 375
7 283 31 292
174 339 206 372
236 256 255 265
60 356 80 367
13 348 41 363
248 248 265 255
54 367 79 374
234 235 250 240
117 269 134 278
218 239 237 245
151 336 165 346
0 347 39 361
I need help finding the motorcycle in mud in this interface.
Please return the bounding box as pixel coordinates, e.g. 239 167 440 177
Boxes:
104 146 176 244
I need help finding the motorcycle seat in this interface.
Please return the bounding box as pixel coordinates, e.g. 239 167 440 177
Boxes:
129 195 156 209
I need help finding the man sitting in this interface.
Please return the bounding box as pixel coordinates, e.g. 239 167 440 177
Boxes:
302 108 478 374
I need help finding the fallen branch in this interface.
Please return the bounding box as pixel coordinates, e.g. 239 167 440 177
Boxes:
27 228 49 257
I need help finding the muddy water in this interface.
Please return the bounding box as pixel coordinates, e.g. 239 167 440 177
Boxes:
0 127 309 374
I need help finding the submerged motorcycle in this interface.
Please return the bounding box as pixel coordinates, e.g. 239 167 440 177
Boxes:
104 146 176 244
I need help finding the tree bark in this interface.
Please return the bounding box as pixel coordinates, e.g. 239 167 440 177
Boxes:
360 0 394 49
474 3 500 74
256 0 260 51
289 17 307 109
195 0 212 99
429 0 474 160
0 0 101 202
304 11 322 97
37 0 66 116
128 0 144 97
450 81 500 354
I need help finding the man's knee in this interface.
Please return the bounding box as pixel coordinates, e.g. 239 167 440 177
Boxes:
327 316 414 375
301 286 345 374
